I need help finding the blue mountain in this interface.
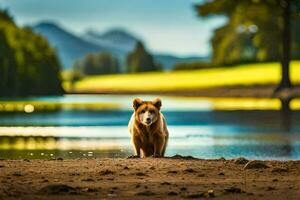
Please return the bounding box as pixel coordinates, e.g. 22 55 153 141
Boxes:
83 28 139 52
32 22 124 70
32 21 208 71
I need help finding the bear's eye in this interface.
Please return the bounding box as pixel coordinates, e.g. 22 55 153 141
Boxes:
149 110 154 114
141 110 146 113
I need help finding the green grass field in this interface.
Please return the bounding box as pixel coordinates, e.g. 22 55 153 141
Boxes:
70 61 300 92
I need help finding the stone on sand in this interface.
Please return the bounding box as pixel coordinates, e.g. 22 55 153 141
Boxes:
243 160 269 169
38 184 77 195
234 157 249 164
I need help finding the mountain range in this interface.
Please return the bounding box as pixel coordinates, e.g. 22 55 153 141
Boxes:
32 22 208 71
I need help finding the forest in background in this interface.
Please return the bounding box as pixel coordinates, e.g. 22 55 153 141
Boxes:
0 9 63 97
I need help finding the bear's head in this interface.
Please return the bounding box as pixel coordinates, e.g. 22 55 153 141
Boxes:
133 98 162 126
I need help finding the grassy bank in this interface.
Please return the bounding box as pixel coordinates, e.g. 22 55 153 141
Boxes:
69 61 300 93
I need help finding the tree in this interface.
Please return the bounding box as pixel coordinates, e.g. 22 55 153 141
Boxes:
0 8 14 22
0 29 17 96
126 41 161 73
74 52 119 75
0 9 64 97
196 0 284 64
196 0 300 91
278 0 291 90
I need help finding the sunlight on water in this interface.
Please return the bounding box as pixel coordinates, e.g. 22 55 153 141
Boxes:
0 125 300 160
24 104 35 113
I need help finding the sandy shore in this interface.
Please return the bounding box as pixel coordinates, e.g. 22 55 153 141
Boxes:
0 156 299 199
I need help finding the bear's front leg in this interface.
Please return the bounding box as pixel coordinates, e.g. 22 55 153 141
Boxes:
129 136 141 158
153 134 165 157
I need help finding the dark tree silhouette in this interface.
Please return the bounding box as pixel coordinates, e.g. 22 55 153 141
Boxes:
277 0 292 90
126 41 161 73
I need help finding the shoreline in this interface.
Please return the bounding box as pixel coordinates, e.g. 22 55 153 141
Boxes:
1 156 299 199
69 85 300 98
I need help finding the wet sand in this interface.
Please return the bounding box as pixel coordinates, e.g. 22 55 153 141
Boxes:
0 156 299 199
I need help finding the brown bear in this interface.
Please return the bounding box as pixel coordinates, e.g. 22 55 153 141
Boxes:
128 98 169 158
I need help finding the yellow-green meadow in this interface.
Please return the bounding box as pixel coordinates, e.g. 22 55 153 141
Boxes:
70 61 300 92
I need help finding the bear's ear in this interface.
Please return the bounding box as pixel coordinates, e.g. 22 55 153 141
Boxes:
133 98 143 110
152 98 162 110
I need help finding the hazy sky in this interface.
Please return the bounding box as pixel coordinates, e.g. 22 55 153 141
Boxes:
0 0 226 57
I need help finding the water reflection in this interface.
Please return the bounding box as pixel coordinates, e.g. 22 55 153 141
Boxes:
0 149 129 159
0 136 131 159
0 125 300 160
1 95 300 112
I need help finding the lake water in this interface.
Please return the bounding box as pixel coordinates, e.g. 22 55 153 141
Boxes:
0 95 300 160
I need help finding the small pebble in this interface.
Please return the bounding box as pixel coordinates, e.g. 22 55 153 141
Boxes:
208 189 214 197
219 172 225 176
168 191 178 196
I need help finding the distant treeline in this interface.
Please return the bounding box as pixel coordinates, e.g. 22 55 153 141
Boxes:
0 9 63 97
173 61 212 71
73 52 120 75
73 41 161 77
